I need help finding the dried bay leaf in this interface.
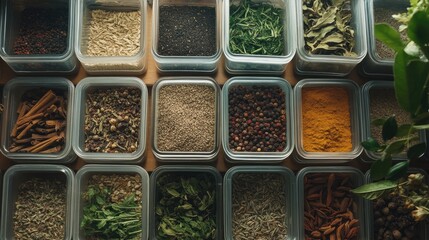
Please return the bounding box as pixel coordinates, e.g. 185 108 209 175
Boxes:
308 7 337 31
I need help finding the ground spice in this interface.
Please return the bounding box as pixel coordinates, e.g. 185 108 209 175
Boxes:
228 85 287 152
232 173 287 239
13 7 68 55
158 6 216 56
302 87 352 152
13 178 67 240
156 84 215 152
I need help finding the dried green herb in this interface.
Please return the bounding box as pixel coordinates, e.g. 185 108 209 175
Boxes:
155 173 216 239
303 0 357 56
229 0 284 55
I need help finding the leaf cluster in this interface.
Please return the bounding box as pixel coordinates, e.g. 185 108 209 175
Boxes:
81 185 142 240
229 0 284 55
156 173 217 240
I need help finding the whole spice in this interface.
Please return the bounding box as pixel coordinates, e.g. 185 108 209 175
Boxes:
9 89 67 153
155 173 217 239
228 85 286 152
158 6 216 56
81 174 143 240
156 84 216 152
303 0 356 56
304 173 360 240
302 87 352 152
84 87 141 153
232 173 287 239
229 0 284 55
13 7 68 55
13 177 67 240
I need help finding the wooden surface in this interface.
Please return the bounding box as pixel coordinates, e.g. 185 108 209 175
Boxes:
0 5 428 173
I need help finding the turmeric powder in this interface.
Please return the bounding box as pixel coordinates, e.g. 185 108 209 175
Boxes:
302 87 352 152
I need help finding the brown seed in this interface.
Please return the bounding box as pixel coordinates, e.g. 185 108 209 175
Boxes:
311 230 322 238
323 227 336 235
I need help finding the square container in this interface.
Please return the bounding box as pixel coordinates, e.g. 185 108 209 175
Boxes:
295 0 367 76
294 79 362 163
1 164 74 240
361 81 426 161
360 0 408 78
223 166 296 240
222 77 294 163
364 169 429 240
0 0 77 74
74 165 149 240
73 77 148 164
150 165 222 240
223 0 296 75
76 0 147 75
152 0 222 73
0 77 75 163
296 167 366 240
151 77 220 162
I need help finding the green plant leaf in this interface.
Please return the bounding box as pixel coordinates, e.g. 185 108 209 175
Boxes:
385 139 407 155
406 60 429 116
413 112 429 125
382 116 398 141
351 180 398 200
375 23 406 52
386 161 410 180
362 137 381 151
408 11 429 59
407 142 427 160
370 154 392 181
413 124 429 130
396 124 414 137
371 118 386 127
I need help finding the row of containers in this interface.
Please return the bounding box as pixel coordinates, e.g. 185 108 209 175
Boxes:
1 76 426 164
0 0 404 77
0 164 428 239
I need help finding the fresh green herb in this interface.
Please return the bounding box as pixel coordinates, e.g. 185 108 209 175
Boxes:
229 0 284 55
155 173 217 240
81 185 142 240
303 0 356 56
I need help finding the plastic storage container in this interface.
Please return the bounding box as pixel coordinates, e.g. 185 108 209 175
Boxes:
222 77 294 163
0 77 75 163
73 77 148 163
1 164 74 240
0 0 77 74
296 166 366 240
295 0 367 76
151 77 220 162
223 166 296 240
361 81 426 161
294 79 362 163
75 0 147 75
74 165 149 240
364 169 429 240
151 0 222 73
223 0 296 75
149 165 222 240
360 0 408 78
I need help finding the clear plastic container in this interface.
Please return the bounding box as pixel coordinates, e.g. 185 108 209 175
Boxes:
151 0 222 73
295 0 367 76
0 77 76 163
294 79 363 163
223 0 296 75
1 164 74 240
221 77 294 163
73 77 148 163
149 165 222 240
361 81 426 161
0 0 77 74
74 164 149 240
75 0 147 75
364 169 429 240
223 166 296 240
151 77 220 162
296 166 366 240
360 0 408 78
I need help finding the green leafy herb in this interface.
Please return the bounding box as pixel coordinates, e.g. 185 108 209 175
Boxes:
303 0 356 56
382 115 398 141
156 173 217 240
386 161 409 180
351 180 398 200
229 0 284 55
